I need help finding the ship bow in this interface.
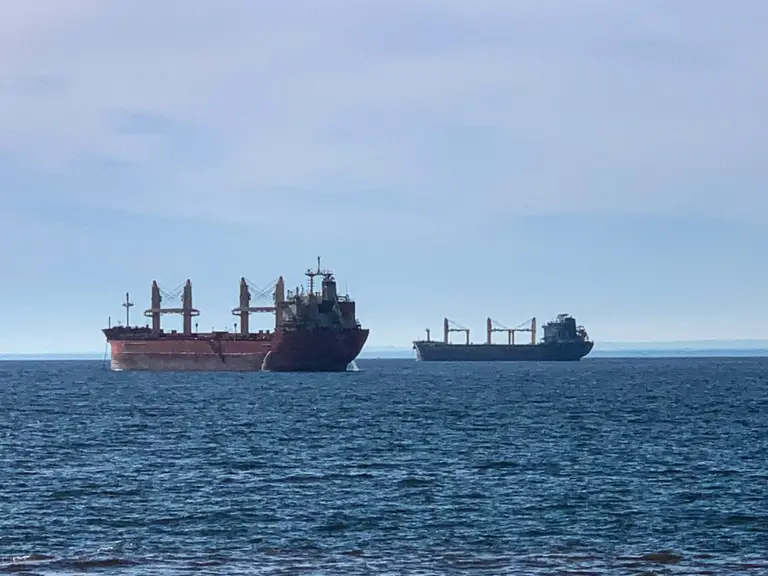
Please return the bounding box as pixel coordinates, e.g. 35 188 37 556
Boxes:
266 327 369 372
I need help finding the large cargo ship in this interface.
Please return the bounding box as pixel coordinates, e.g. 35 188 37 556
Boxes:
102 260 368 372
412 314 594 362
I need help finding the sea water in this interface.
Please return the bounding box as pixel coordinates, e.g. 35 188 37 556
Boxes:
1 357 766 574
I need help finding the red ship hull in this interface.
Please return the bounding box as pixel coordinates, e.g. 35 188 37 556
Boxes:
264 327 369 372
107 336 271 371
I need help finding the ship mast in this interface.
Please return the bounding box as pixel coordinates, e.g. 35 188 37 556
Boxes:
122 292 134 327
305 256 332 295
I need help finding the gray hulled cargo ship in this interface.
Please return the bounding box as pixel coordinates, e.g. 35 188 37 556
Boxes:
412 314 594 362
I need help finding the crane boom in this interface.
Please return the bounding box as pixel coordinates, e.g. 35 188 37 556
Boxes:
486 317 537 345
443 317 470 344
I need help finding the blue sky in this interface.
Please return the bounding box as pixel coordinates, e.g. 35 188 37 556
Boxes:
1 0 767 353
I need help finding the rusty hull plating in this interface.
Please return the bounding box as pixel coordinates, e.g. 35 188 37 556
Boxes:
102 260 368 372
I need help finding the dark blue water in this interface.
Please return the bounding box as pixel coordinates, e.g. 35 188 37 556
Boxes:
1 358 766 574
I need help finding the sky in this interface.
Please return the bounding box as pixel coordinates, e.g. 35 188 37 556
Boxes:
1 0 767 353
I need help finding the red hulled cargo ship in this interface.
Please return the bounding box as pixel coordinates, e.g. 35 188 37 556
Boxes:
102 260 369 372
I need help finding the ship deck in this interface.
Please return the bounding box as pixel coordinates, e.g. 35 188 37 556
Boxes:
104 327 273 341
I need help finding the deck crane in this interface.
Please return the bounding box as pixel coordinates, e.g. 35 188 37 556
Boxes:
144 279 200 335
486 317 537 345
486 317 514 344
231 276 284 334
443 317 470 344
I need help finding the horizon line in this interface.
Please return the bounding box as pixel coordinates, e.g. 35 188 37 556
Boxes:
3 336 767 357
3 344 768 361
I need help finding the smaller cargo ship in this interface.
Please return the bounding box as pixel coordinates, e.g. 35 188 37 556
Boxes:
413 314 594 362
102 260 368 372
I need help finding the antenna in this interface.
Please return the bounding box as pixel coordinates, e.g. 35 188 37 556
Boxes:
307 256 321 294
305 257 333 294
122 292 134 327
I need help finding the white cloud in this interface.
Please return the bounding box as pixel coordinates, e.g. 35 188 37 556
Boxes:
1 0 766 229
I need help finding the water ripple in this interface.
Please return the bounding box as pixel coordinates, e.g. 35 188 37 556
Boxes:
0 357 767 574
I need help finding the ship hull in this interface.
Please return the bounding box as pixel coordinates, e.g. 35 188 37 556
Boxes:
107 339 271 371
413 340 594 362
264 327 369 372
